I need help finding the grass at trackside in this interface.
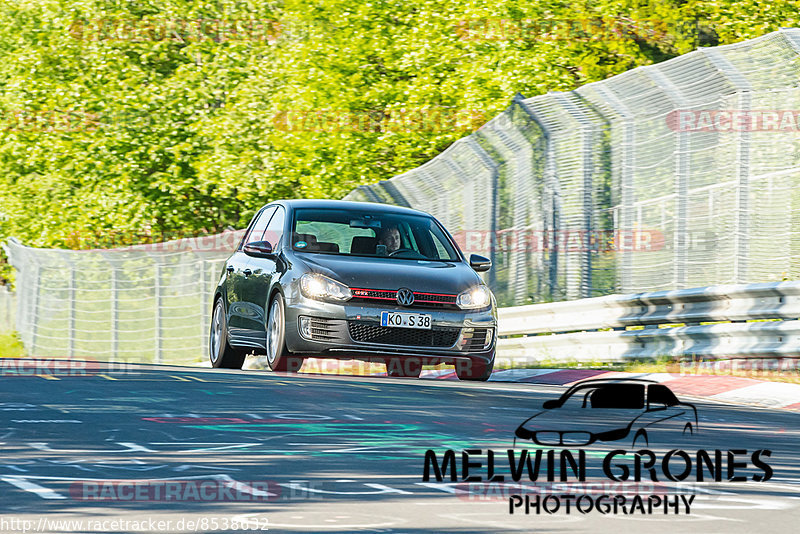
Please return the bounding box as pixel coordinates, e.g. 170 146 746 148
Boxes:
0 331 26 358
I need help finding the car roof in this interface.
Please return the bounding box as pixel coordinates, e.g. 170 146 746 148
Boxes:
569 378 659 386
269 198 433 217
561 378 660 395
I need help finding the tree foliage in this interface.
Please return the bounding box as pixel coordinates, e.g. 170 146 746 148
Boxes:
1 0 799 283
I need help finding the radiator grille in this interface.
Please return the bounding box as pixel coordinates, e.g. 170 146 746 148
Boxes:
348 321 460 347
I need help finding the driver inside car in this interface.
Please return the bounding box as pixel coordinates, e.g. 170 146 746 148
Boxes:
377 225 401 254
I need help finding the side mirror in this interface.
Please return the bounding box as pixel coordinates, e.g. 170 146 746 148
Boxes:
542 399 559 409
469 254 492 272
243 241 275 258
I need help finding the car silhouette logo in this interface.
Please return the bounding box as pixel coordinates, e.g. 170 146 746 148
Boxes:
514 379 698 448
397 288 415 306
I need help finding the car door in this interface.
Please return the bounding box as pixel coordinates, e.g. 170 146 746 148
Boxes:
242 205 287 340
226 206 276 342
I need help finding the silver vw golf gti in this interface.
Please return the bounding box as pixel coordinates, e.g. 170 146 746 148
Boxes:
209 199 496 380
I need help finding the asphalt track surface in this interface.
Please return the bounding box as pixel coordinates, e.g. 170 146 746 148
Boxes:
1 362 799 533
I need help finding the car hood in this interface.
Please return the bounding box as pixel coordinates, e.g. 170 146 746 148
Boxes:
295 253 482 294
518 408 644 435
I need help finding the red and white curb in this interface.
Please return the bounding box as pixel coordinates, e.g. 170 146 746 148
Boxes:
262 357 800 411
422 368 800 411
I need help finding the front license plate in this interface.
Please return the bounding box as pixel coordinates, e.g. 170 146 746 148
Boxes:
380 311 432 329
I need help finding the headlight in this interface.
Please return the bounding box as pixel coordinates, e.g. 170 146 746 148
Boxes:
456 285 492 310
300 273 352 302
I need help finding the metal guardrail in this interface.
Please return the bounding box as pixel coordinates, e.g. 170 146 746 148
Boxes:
496 281 800 363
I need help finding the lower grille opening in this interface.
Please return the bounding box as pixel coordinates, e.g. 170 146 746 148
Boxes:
460 328 493 351
348 321 459 347
300 317 346 342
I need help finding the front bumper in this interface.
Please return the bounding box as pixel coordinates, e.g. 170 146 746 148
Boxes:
283 292 496 365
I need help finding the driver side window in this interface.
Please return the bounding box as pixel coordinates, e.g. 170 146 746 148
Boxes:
244 206 277 246
262 206 286 249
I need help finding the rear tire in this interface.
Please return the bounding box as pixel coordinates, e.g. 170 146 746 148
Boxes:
455 357 493 381
266 293 304 372
386 358 422 378
209 299 248 369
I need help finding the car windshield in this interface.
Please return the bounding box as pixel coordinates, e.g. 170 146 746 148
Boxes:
291 208 461 261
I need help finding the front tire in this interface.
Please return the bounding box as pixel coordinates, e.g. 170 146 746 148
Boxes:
266 293 304 372
209 299 248 369
386 358 422 378
455 357 494 381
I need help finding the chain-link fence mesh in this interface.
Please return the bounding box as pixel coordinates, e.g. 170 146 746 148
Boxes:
2 233 242 362
347 28 800 305
5 30 800 360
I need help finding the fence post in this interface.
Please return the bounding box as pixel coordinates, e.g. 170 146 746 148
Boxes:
465 136 501 291
30 265 41 357
201 256 211 360
111 263 118 362
511 95 561 301
594 84 635 293
553 92 600 298
644 67 689 289
154 259 162 364
702 48 752 283
69 266 76 358
0 286 9 331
